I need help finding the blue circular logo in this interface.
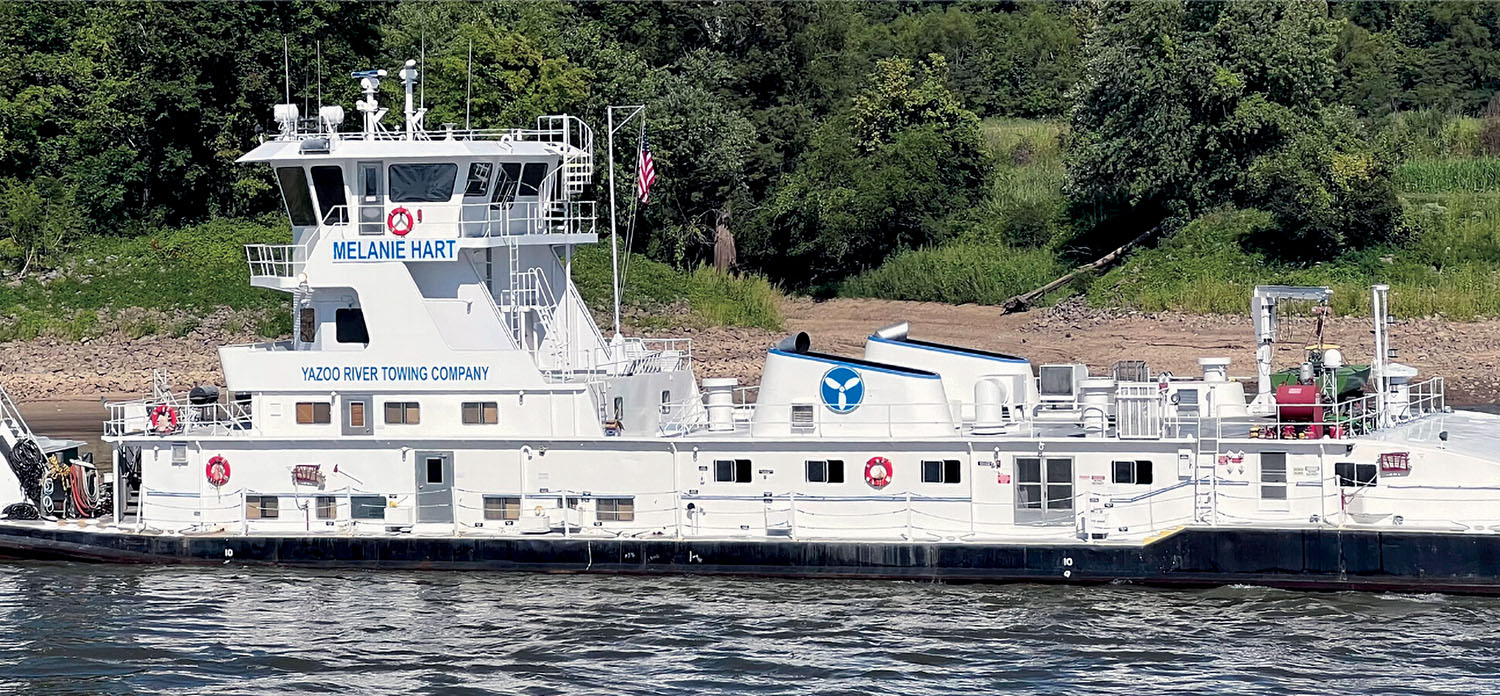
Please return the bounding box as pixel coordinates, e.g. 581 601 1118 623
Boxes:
820 366 864 414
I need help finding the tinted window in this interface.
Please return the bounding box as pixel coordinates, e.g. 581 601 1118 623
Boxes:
351 496 385 520
492 163 521 207
517 162 547 197
464 162 493 197
275 166 317 226
389 163 457 202
310 165 347 224
335 308 369 344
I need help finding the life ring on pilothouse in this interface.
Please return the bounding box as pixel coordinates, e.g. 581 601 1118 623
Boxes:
150 404 179 434
865 456 893 488
387 206 415 236
205 455 231 487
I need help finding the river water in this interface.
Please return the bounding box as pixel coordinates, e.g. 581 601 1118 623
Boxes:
0 563 1497 694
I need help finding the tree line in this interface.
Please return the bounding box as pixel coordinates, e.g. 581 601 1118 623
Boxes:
1 1 1498 286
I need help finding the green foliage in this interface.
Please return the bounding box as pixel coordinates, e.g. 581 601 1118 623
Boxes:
840 243 1067 306
968 119 1070 248
568 244 782 331
1396 158 1500 194
748 55 992 288
0 176 82 275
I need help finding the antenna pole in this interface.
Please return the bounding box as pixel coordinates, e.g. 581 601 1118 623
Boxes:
316 41 322 113
606 104 646 341
283 37 291 105
420 29 426 110
465 39 473 131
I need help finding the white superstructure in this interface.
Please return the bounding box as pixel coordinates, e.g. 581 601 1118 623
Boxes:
7 58 1497 550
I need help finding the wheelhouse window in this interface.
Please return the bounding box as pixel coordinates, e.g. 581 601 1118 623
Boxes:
295 402 331 424
335 308 369 344
921 459 962 484
517 162 548 197
491 163 521 209
1261 452 1288 501
246 495 279 520
484 496 519 521
1112 460 1153 485
316 496 336 519
388 163 457 202
596 498 635 522
384 402 420 425
310 165 348 224
1016 457 1073 525
806 460 844 483
714 459 752 483
275 166 317 226
1335 462 1378 488
462 402 498 425
351 496 386 520
464 161 494 197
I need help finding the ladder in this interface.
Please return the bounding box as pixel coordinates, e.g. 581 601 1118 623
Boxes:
1192 416 1219 525
0 380 34 455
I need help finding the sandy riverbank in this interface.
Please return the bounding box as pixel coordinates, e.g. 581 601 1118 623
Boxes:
4 297 1499 405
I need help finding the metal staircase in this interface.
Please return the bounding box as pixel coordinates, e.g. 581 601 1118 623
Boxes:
0 381 34 458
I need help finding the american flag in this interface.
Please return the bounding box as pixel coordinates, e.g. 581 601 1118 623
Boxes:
637 134 657 204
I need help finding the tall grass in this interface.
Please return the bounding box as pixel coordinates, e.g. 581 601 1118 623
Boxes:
841 243 1067 305
1397 158 1500 194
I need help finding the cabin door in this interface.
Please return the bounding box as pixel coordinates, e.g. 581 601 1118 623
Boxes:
415 451 454 523
357 161 385 236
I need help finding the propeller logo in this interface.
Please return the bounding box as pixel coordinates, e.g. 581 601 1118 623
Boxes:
820 366 864 414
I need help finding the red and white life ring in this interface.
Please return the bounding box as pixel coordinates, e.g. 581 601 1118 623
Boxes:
387 207 414 236
206 455 231 487
865 456 893 488
150 404 179 435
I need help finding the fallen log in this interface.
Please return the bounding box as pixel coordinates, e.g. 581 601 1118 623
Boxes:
1001 228 1157 314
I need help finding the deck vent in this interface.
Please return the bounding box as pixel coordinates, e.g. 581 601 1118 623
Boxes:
790 403 815 432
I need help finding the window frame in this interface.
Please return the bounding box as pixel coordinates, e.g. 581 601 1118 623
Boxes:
1260 452 1289 505
315 495 337 520
351 495 386 520
1015 456 1074 525
463 161 494 197
388 162 458 203
246 495 280 520
921 459 963 484
1335 461 1378 488
483 496 520 521
462 401 499 425
295 401 332 425
384 401 421 425
596 498 635 522
275 166 318 226
1112 460 1154 485
334 307 369 344
310 165 348 225
805 459 845 484
714 458 753 483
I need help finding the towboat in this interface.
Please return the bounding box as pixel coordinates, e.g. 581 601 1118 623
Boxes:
0 59 1495 593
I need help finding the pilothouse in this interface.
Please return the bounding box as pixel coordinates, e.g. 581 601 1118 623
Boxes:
1 56 1499 594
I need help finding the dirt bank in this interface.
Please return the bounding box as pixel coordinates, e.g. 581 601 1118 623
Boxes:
4 297 1499 404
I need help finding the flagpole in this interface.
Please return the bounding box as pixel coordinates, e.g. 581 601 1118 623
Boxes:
605 105 645 341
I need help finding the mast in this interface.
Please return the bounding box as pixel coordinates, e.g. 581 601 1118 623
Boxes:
606 105 645 340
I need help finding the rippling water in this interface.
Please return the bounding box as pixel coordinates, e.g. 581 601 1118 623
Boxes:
0 565 1497 694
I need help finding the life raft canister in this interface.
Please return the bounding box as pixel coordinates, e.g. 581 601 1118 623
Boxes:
206 455 231 487
865 456 893 488
387 207 414 236
150 404 179 435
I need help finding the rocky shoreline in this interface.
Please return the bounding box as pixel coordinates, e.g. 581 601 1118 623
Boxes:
4 297 1499 405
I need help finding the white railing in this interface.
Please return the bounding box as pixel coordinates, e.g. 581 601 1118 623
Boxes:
320 199 595 241
105 396 255 438
245 243 308 280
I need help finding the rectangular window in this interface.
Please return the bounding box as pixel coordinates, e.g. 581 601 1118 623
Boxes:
425 457 444 485
246 495 279 520
389 163 458 202
714 459 752 483
1112 460 1153 485
464 161 494 197
316 495 336 520
462 402 499 425
1016 457 1073 524
805 460 845 483
921 459 962 484
310 165 348 224
484 496 520 521
295 402 331 424
335 308 369 344
275 166 317 226
171 444 188 464
348 401 365 429
491 163 521 208
1261 452 1288 501
517 162 548 197
351 496 386 520
597 498 635 522
1335 462 1378 487
384 402 420 425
